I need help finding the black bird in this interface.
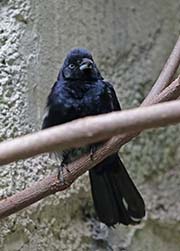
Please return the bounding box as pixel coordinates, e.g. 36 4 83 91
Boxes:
42 48 145 226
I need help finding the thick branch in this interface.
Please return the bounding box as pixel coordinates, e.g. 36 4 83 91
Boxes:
0 85 179 166
0 35 180 220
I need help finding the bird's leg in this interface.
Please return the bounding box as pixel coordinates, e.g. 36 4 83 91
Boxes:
53 152 71 185
57 162 71 186
90 145 97 161
57 162 65 183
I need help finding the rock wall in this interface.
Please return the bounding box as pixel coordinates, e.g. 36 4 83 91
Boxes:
0 0 180 250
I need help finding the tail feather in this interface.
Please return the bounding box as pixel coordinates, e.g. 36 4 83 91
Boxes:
89 154 145 226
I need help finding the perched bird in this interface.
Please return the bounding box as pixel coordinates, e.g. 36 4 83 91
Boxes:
42 48 145 226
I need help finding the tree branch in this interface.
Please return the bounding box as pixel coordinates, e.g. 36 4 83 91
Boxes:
0 35 180 220
149 76 180 104
0 77 179 166
143 35 180 104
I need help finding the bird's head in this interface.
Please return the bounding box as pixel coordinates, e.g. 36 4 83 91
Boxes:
59 48 103 81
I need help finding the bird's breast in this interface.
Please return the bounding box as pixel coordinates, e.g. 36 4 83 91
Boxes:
63 84 105 115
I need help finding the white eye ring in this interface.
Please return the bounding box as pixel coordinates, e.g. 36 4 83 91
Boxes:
69 63 75 69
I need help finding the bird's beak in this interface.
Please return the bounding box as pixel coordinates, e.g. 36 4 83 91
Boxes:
79 58 93 71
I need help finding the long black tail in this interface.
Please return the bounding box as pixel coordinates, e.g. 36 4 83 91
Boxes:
89 154 145 227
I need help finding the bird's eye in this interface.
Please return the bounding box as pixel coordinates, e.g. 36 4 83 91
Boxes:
69 63 75 69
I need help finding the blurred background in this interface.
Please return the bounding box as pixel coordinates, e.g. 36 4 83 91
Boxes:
0 0 180 250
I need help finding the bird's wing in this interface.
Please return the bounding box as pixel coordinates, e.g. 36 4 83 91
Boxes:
103 80 121 111
42 81 59 129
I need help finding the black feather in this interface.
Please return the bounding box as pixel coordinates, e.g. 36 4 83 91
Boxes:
89 154 145 226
